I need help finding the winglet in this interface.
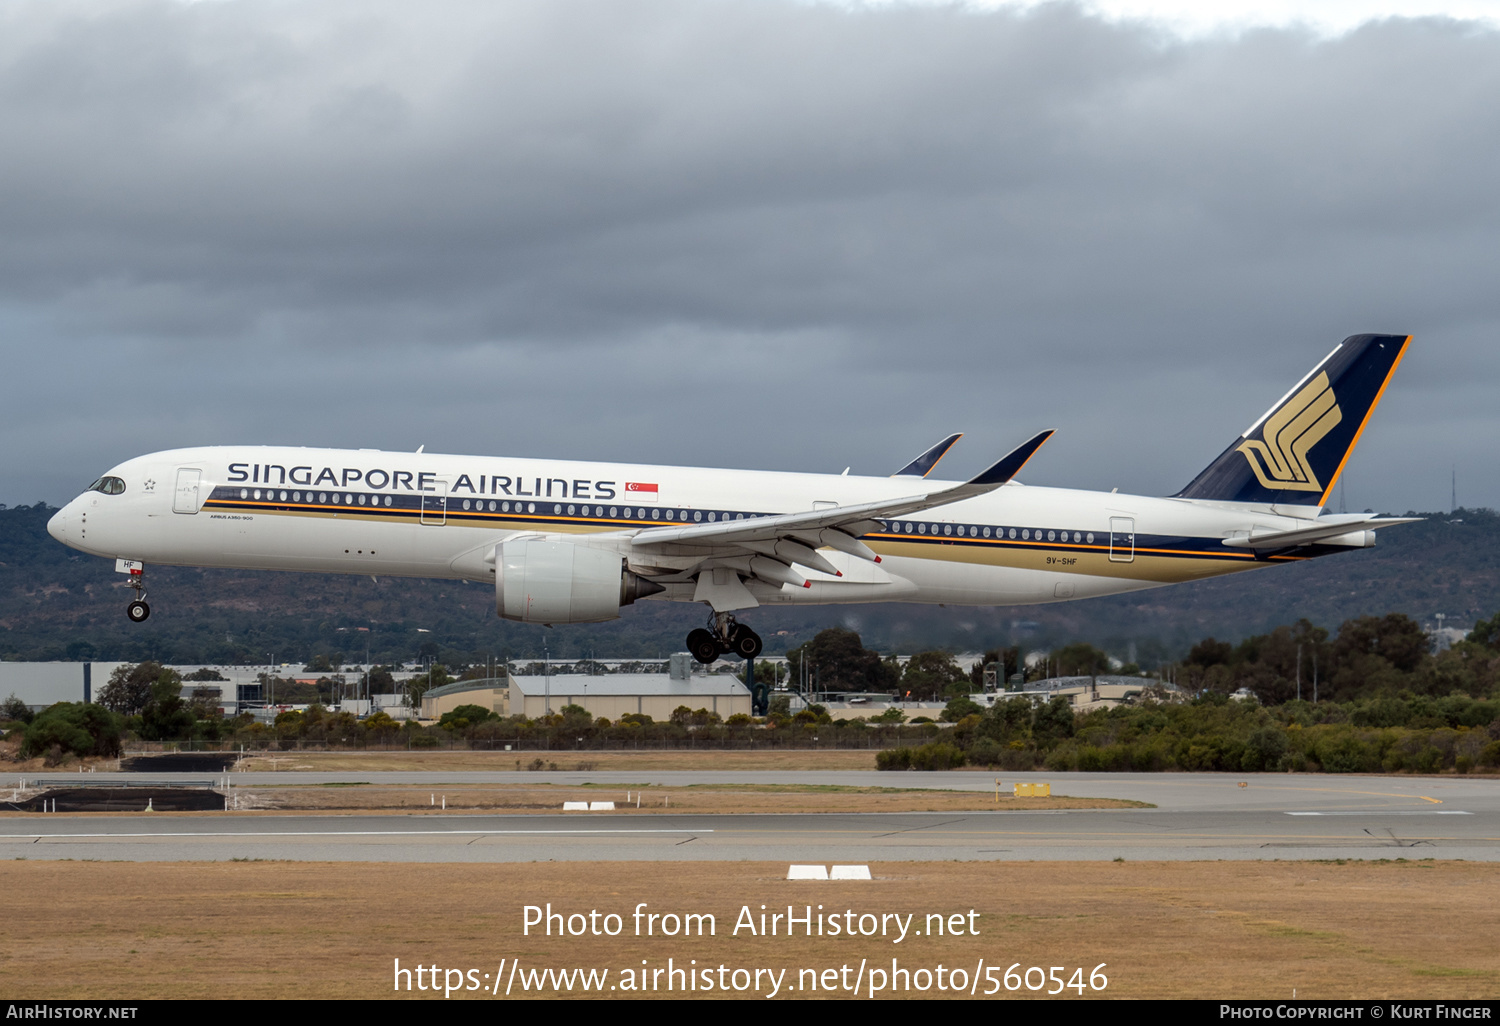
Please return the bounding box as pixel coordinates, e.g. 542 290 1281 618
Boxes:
892 433 963 478
966 429 1054 486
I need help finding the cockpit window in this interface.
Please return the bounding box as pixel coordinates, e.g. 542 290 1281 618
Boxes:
87 476 127 495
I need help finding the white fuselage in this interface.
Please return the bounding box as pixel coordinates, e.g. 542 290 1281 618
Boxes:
46 445 1345 612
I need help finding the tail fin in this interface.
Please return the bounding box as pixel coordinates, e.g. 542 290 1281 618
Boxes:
1174 333 1411 508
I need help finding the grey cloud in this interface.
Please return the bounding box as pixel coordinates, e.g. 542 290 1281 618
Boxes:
0 0 1496 515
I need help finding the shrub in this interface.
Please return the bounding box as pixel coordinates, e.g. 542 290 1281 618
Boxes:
941 697 984 723
439 703 495 730
968 737 1003 766
21 703 123 760
1043 744 1078 771
1315 734 1374 773
876 742 967 770
906 741 967 770
1241 727 1290 772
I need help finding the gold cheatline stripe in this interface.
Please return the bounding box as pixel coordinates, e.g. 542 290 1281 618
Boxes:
204 503 1309 569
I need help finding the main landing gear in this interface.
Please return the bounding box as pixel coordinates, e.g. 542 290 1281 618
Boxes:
685 611 763 663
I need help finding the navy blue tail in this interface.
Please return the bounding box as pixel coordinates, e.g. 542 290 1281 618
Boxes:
1175 334 1410 507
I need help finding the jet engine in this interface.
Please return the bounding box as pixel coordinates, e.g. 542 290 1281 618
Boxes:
495 539 663 623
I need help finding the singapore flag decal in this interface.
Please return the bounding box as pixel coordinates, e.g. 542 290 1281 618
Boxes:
625 482 658 502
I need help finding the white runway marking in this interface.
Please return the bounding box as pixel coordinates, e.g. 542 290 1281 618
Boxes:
1284 811 1472 816
3 828 714 839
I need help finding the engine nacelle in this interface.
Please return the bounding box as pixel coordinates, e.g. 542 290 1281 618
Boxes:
495 539 662 623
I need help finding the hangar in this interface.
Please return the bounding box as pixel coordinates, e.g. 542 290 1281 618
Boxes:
421 656 752 721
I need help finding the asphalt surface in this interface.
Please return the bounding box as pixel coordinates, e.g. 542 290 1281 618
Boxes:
1 772 1494 862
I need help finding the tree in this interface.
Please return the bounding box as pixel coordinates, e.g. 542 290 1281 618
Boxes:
404 664 451 709
140 674 196 741
901 651 969 700
753 661 782 687
2 693 34 724
786 628 898 693
1048 642 1111 677
1467 610 1500 652
98 662 181 717
1325 614 1428 700
1186 638 1233 669
969 647 1021 688
1334 614 1428 673
367 666 397 693
1031 696 1076 746
977 696 1033 743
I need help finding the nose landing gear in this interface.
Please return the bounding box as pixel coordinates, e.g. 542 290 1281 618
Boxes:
123 563 150 622
684 611 763 663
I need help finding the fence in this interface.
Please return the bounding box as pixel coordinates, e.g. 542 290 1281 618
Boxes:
124 732 934 755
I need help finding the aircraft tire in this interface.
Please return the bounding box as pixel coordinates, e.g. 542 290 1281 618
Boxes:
686 629 720 664
127 601 151 623
730 627 763 660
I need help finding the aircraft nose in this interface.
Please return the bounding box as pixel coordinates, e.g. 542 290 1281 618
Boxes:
47 507 68 543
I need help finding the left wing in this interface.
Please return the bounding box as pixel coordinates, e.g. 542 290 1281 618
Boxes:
890 433 963 477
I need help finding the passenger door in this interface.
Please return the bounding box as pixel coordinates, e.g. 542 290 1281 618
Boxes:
420 480 448 525
173 468 202 514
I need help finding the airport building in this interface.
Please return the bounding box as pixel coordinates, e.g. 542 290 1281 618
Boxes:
1 659 1166 724
0 662 127 709
421 654 753 721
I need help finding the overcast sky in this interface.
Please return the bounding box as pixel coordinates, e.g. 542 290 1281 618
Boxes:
3 0 1498 514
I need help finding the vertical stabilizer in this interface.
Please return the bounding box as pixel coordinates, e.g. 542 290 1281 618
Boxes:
1174 334 1410 507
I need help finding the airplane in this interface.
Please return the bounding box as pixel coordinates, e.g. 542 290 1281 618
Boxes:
47 333 1414 667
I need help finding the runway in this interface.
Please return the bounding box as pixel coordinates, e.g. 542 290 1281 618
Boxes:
2 772 1495 862
10 768 1492 810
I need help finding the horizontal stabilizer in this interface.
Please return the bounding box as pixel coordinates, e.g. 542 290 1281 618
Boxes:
1222 515 1420 550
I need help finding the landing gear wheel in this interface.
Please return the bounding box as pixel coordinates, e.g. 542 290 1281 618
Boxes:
686 628 720 664
126 600 151 623
729 625 763 659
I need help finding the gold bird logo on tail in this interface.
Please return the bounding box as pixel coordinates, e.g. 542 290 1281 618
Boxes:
1236 371 1342 492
